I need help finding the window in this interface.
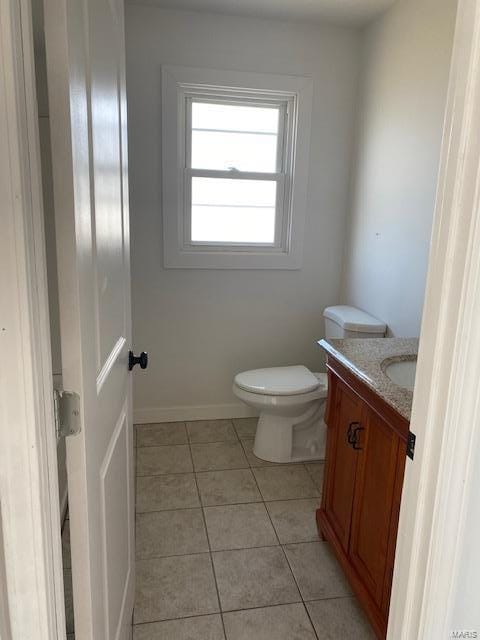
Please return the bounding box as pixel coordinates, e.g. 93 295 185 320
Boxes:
162 66 313 269
189 101 282 246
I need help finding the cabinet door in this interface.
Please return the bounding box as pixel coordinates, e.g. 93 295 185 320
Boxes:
348 407 402 605
323 377 363 551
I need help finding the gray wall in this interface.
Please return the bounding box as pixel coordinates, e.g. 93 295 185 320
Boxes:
341 0 457 336
126 7 362 420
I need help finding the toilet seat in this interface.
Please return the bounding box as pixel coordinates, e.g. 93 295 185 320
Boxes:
234 365 321 396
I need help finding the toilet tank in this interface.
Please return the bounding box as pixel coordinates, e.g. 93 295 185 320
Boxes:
324 305 386 339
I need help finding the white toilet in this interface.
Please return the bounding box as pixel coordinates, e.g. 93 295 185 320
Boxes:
233 306 386 463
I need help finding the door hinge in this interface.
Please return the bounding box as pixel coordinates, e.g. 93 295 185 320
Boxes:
54 389 81 438
407 431 416 460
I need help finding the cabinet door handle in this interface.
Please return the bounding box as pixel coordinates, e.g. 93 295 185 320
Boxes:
352 426 365 450
347 421 361 445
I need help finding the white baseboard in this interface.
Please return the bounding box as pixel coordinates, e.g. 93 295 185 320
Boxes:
133 403 259 424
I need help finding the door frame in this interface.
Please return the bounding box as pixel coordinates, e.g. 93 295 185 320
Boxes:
1 0 479 639
0 0 65 638
388 0 480 636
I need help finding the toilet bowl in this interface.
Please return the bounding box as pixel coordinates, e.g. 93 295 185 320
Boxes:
233 366 328 463
233 305 387 464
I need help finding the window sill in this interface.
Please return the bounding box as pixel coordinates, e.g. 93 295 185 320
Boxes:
163 246 303 270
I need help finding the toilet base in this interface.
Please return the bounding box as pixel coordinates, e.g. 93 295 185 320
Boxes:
253 400 326 464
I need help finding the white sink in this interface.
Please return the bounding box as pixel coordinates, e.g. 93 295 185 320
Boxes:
383 359 417 391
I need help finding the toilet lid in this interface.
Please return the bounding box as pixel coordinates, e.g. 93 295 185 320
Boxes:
234 365 321 396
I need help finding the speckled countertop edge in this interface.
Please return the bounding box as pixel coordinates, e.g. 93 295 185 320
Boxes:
318 337 419 421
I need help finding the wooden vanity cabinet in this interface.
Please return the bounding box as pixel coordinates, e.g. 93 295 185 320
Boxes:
322 378 363 552
317 355 409 639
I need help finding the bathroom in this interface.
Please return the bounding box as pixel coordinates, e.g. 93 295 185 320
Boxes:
25 0 458 638
126 3 455 636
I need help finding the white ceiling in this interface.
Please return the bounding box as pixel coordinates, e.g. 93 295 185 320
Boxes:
126 0 396 27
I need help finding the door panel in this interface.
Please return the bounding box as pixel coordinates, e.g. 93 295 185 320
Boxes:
323 377 362 551
101 407 131 639
45 0 134 637
349 408 400 604
90 0 126 369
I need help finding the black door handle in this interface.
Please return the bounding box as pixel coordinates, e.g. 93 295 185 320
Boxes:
129 350 148 371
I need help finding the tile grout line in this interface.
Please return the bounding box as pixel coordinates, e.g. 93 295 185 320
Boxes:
242 457 321 640
136 541 292 562
278 539 321 640
304 460 325 491
133 420 330 637
133 597 354 629
135 494 323 516
132 609 220 630
258 463 322 640
137 436 241 448
136 442 322 473
250 468 320 504
137 437 238 448
136 549 211 562
137 464 251 478
135 522 324 562
191 438 229 640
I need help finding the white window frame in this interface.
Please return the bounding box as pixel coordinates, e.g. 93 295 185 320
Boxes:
162 65 313 269
184 93 291 252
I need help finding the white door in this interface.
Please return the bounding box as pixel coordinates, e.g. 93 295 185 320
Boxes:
44 0 135 638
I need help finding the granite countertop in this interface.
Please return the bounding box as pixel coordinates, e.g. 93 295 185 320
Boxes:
318 337 419 421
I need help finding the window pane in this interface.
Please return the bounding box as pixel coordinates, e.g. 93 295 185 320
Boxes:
192 102 279 133
191 177 277 243
190 100 281 173
191 130 278 172
191 207 276 243
192 177 276 206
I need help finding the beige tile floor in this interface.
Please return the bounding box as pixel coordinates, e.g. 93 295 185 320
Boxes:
133 418 375 640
